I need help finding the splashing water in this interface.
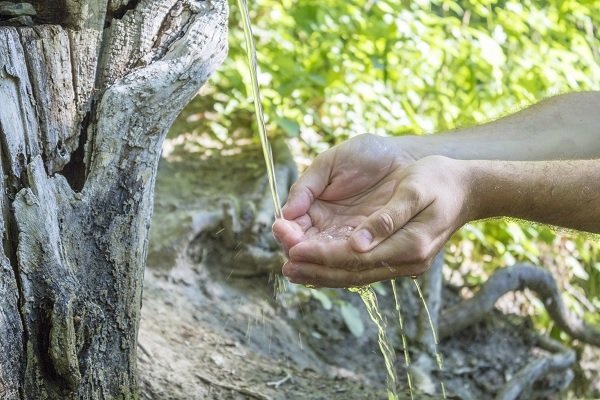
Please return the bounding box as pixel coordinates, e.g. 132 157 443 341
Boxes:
349 286 399 400
391 280 415 400
236 3 445 398
413 278 447 399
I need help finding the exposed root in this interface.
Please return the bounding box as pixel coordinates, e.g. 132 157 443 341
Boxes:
439 264 600 346
266 371 292 389
194 373 273 400
495 335 576 400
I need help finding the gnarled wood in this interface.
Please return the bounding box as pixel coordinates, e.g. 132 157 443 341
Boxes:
495 335 576 400
0 1 227 398
439 264 600 346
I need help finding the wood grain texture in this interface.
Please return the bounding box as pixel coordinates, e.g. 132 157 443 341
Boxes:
0 0 228 398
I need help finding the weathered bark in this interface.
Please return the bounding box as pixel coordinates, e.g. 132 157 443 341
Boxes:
0 1 227 398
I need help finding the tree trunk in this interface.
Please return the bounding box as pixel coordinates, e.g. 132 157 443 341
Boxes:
0 1 227 398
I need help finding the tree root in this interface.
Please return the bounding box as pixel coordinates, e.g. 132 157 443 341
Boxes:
438 263 600 346
194 373 273 400
416 262 595 399
495 335 576 400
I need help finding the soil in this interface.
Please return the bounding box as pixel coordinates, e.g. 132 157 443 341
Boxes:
138 137 600 400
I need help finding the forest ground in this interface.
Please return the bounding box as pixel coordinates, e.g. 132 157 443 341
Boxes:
137 137 600 399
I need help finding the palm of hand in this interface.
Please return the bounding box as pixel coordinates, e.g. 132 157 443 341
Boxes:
274 135 468 287
273 165 417 288
298 175 399 241
274 134 415 255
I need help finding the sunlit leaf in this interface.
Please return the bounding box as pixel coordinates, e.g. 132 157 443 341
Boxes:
340 302 365 337
275 117 301 137
311 289 333 310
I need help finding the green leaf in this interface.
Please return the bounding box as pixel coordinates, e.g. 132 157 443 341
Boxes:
275 117 300 137
566 256 589 280
310 289 332 310
340 302 364 337
372 282 388 296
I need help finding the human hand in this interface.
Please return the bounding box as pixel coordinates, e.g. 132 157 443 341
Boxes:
272 133 419 255
273 138 474 287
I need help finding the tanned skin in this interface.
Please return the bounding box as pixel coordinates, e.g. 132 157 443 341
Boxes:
272 92 600 288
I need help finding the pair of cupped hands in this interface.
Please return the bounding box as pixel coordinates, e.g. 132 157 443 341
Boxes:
272 134 473 288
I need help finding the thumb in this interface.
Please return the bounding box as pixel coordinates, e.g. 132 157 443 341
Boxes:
350 191 424 252
283 152 333 220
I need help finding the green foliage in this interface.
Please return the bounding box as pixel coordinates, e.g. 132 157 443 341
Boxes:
277 284 369 337
211 0 599 152
340 301 366 337
178 0 600 339
448 219 600 334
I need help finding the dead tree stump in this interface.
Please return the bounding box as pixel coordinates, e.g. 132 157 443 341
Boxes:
0 1 227 398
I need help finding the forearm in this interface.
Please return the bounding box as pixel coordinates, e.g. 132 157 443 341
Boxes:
465 159 600 233
402 91 600 161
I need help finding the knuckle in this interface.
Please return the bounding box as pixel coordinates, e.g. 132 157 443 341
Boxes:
288 181 301 197
342 252 365 271
304 186 315 203
409 237 431 264
403 183 422 206
290 183 314 204
413 247 429 265
373 210 396 236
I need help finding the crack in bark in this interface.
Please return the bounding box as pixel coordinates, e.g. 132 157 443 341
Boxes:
26 1 67 25
60 111 90 192
0 136 26 400
146 1 195 64
104 0 142 28
16 27 54 178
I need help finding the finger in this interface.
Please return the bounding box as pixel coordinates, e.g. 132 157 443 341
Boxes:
288 236 353 265
350 186 429 252
290 222 435 271
272 218 307 254
282 260 427 288
282 153 333 220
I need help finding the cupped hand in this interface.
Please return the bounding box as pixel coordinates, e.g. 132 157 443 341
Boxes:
273 134 417 253
273 135 473 287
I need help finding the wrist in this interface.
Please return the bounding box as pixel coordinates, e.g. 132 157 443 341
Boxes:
391 131 483 161
462 159 516 221
448 158 484 224
390 134 444 161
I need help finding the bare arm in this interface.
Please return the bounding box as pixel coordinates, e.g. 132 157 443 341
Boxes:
467 159 600 233
401 91 600 161
273 92 600 287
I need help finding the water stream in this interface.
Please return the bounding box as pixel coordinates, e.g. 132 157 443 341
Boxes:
349 286 399 400
237 0 282 219
235 2 444 398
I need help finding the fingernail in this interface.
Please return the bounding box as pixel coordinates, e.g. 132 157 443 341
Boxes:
282 262 296 277
286 272 302 284
353 229 373 250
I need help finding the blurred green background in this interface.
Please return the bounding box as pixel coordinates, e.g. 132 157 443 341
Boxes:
171 0 600 343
